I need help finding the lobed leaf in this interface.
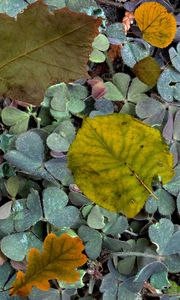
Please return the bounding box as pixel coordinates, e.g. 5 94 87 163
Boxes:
10 233 87 296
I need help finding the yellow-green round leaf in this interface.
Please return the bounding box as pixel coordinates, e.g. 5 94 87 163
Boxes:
67 114 174 218
132 57 161 86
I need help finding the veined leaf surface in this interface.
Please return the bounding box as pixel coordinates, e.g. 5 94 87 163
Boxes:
68 114 174 218
0 0 101 105
10 233 87 296
134 2 176 48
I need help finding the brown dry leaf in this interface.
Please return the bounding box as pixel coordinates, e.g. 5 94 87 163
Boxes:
108 44 122 62
0 0 101 105
132 56 161 86
10 233 87 297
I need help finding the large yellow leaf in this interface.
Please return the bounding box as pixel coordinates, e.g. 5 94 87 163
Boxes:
134 2 176 48
10 233 87 297
67 114 174 218
0 0 101 105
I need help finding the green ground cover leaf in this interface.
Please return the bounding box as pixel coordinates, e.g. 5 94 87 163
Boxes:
43 187 80 228
149 218 180 255
104 73 151 105
68 114 174 217
157 68 180 102
121 40 151 68
0 1 101 105
78 225 102 259
145 188 175 216
169 42 180 73
1 232 42 261
1 107 30 134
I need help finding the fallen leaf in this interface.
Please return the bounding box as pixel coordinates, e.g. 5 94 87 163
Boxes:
88 78 107 99
132 56 161 86
122 11 134 34
68 114 174 218
134 2 176 48
108 44 122 62
10 233 87 296
0 0 101 105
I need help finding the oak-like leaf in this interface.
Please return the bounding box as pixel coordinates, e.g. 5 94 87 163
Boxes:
10 233 87 297
0 0 101 105
67 114 174 218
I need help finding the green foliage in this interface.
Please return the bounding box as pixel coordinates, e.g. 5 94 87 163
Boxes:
0 1 179 299
90 34 110 63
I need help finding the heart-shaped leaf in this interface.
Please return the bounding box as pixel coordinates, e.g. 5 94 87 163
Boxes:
43 187 80 228
0 1 101 105
68 114 174 217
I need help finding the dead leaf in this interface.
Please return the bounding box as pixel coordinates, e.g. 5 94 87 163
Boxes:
108 44 122 62
68 114 174 218
134 2 176 48
132 57 161 86
10 233 87 296
88 78 107 99
0 0 101 105
122 11 134 34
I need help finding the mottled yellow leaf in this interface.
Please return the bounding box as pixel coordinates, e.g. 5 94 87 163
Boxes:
132 57 161 86
134 2 176 48
10 233 87 297
68 114 174 218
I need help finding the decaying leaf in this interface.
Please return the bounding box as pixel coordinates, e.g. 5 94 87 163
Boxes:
132 57 161 86
68 114 174 218
134 2 176 48
10 233 87 296
0 0 101 105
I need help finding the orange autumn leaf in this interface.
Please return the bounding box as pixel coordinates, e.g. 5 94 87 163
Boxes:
134 2 176 48
122 11 134 34
10 233 87 297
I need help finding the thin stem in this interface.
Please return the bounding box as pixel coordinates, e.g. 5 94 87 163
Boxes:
105 51 115 76
145 292 180 298
124 230 138 237
96 0 123 8
88 277 95 294
112 252 164 261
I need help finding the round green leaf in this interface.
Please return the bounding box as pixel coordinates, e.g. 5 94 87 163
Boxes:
46 133 70 152
89 49 106 63
92 33 109 51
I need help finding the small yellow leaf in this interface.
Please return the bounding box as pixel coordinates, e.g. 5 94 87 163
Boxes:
10 233 87 297
132 57 161 86
67 114 174 218
134 2 176 48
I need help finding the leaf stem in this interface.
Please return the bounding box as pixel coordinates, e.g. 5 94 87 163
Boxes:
96 0 123 8
105 51 115 76
112 252 164 261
